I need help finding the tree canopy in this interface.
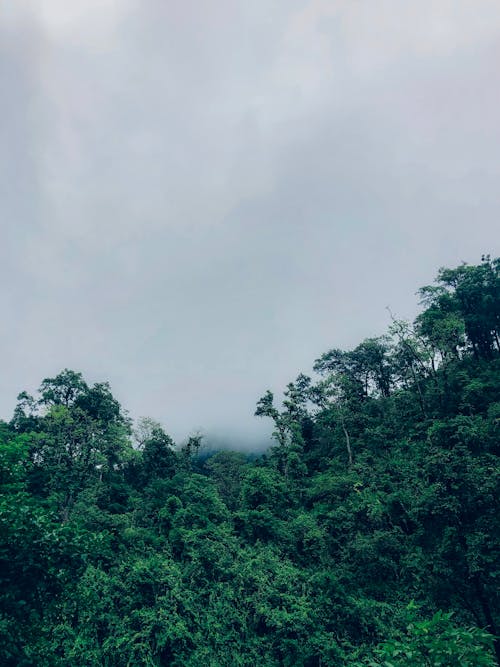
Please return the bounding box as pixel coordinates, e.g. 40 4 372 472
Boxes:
0 257 498 666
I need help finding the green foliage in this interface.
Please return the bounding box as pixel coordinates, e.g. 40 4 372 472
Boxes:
0 257 498 666
361 605 496 667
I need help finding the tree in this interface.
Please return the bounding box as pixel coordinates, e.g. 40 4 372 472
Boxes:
418 256 500 360
142 425 177 480
38 369 88 408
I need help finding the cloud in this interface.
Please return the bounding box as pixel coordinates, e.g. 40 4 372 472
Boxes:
37 0 130 46
1 0 499 444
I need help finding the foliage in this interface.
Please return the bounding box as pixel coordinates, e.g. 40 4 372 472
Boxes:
0 257 498 666
360 605 496 667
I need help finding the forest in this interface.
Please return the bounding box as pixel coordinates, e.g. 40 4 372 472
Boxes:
0 256 499 666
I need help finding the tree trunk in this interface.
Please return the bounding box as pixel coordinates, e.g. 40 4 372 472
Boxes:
340 414 353 467
494 330 500 353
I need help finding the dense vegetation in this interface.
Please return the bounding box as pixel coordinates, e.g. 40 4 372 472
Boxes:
1 256 499 666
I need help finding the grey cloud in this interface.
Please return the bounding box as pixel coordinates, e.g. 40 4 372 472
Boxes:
1 0 499 445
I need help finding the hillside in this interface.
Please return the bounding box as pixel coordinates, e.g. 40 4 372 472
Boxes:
1 256 499 666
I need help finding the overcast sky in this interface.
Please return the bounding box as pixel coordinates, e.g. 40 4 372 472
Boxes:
1 0 499 446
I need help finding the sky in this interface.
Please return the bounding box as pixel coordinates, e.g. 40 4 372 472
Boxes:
1 0 499 447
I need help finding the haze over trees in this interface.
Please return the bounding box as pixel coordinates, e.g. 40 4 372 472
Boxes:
1 256 499 666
